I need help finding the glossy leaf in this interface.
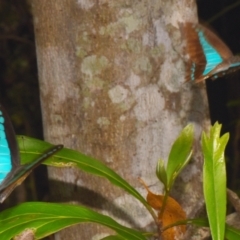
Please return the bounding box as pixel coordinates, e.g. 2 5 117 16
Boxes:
17 136 150 212
165 124 194 191
0 202 146 240
202 122 229 240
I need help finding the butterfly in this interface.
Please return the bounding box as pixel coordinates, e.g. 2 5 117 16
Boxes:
181 22 240 82
0 105 63 203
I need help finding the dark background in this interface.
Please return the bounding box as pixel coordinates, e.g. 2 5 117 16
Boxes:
198 0 240 192
0 1 45 208
0 0 240 208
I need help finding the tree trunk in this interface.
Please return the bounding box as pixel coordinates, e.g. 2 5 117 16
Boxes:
31 0 210 239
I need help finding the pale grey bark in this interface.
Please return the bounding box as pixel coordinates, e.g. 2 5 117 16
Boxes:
31 0 210 239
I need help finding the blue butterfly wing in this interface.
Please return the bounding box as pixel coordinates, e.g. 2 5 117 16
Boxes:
197 31 223 75
0 106 19 184
0 104 63 203
182 23 240 82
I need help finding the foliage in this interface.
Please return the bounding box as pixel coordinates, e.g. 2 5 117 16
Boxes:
0 123 238 239
202 122 229 240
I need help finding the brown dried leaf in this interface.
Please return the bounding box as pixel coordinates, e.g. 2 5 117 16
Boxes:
147 190 186 240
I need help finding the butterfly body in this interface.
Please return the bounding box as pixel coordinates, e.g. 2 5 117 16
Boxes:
0 105 63 203
182 23 240 82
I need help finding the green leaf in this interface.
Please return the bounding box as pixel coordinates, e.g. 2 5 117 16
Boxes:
225 224 240 240
187 218 209 227
17 136 149 212
189 218 240 240
0 202 147 240
101 235 126 240
166 124 194 191
201 122 229 240
156 159 168 188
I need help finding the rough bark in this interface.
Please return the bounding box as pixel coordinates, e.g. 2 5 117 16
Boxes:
31 0 210 239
